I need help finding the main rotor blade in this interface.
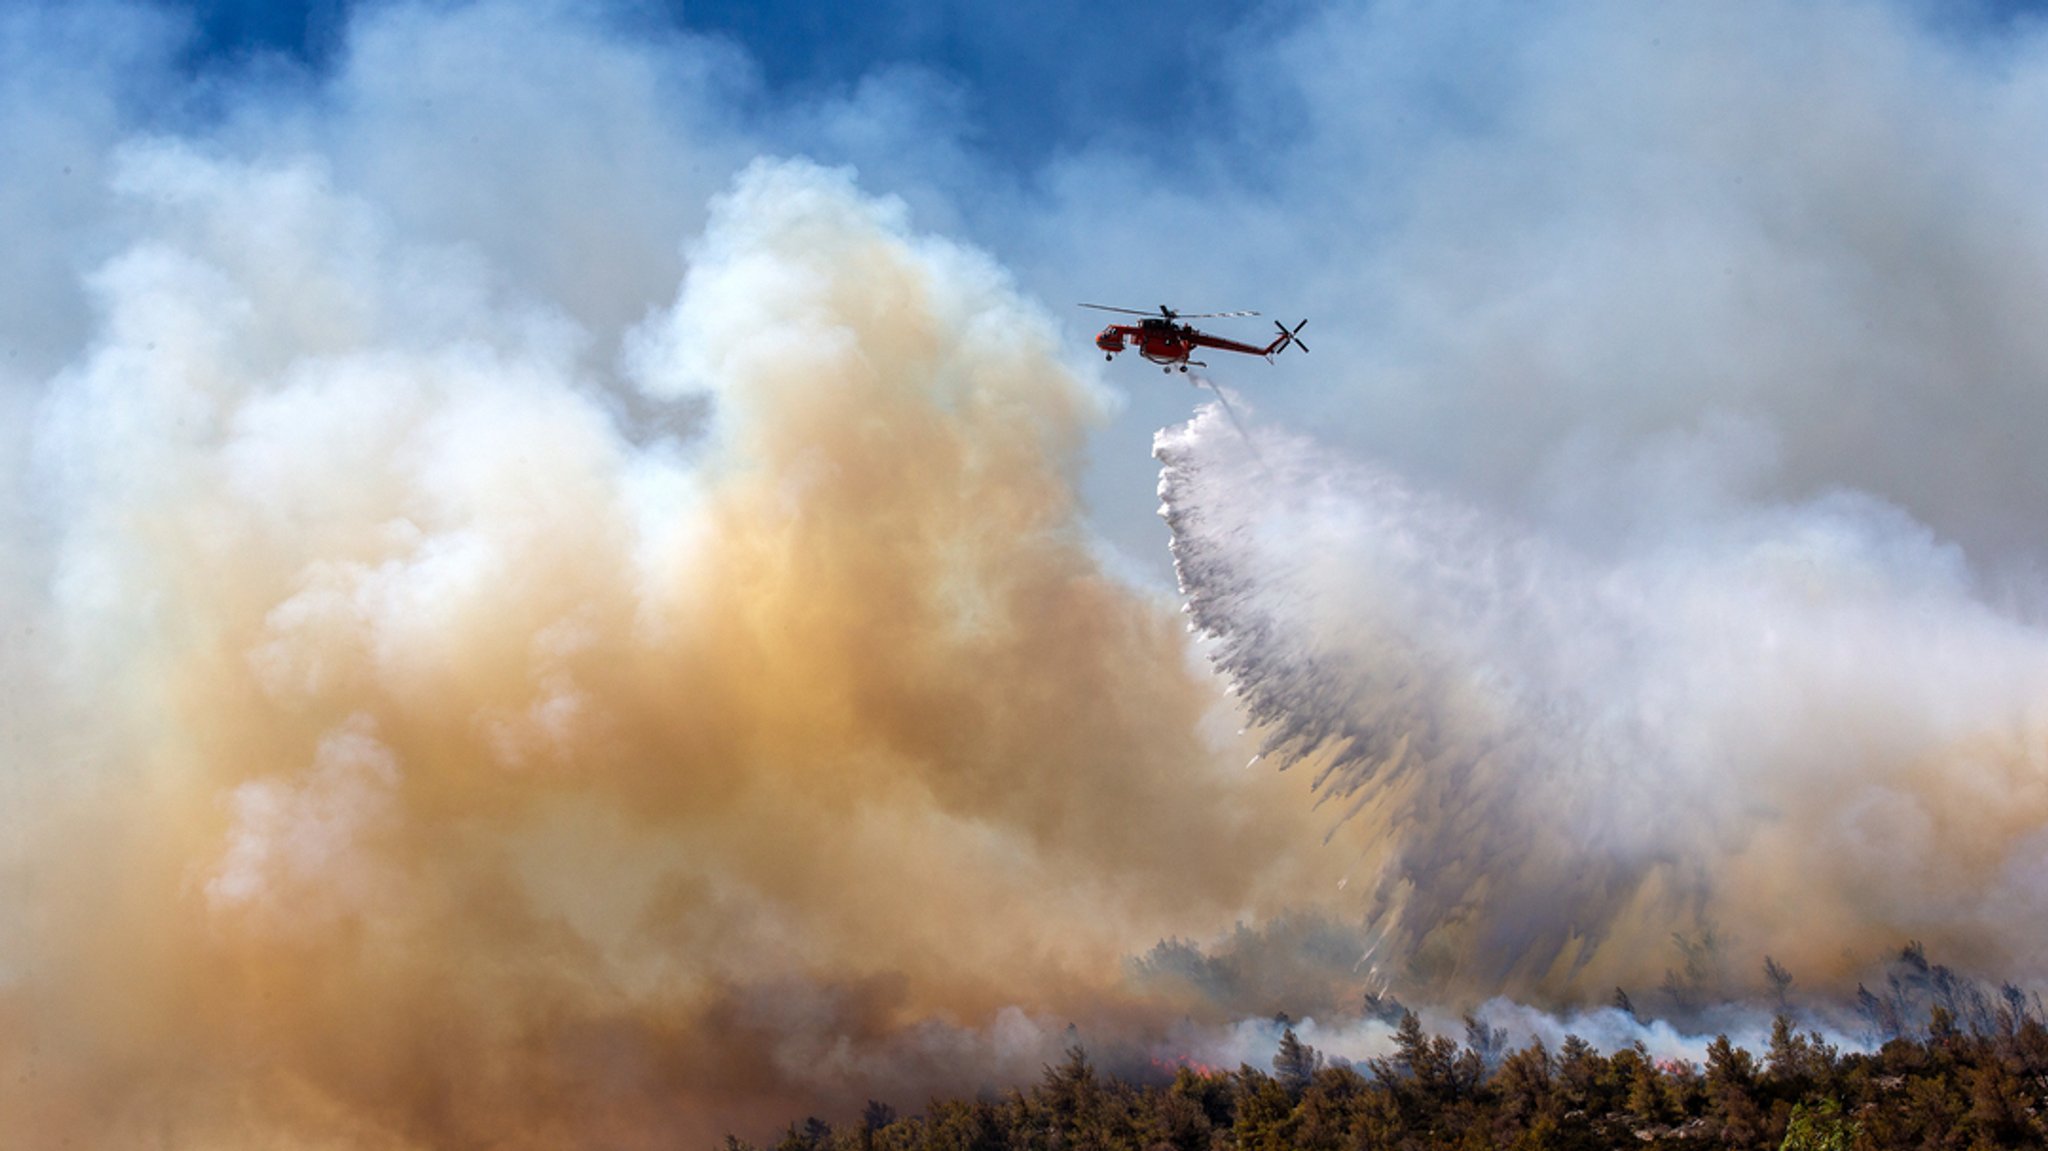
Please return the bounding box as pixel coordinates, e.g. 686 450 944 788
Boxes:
1080 303 1262 319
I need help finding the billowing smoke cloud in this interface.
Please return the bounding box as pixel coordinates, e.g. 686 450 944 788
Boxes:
15 0 2048 1143
1160 396 2048 1004
0 11 1357 1138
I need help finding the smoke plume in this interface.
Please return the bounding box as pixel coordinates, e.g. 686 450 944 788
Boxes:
0 129 1345 1151
15 0 2048 1143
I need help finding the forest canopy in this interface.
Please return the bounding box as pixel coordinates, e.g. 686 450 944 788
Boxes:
739 1001 2048 1151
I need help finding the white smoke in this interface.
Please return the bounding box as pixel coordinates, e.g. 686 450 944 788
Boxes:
1027 1 2048 586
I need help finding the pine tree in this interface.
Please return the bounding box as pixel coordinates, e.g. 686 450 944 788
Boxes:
1273 1026 1321 1096
1555 1033 1606 1115
1463 1014 1509 1071
1037 1045 1099 1150
1231 1066 1298 1151
1764 956 1794 1009
1705 1034 1764 1148
1492 1039 1554 1138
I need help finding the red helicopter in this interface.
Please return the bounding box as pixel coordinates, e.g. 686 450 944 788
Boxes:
1083 304 1308 372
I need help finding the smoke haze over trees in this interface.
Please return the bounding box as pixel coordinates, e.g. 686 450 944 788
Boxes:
742 1001 2048 1151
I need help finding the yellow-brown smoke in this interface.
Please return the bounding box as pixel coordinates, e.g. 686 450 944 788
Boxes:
0 152 1347 1148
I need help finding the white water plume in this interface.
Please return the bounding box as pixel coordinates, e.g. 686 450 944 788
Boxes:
1159 399 2048 1005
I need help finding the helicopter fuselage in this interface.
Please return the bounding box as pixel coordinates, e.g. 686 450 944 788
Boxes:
1095 320 1196 365
1095 318 1271 371
1084 306 1306 372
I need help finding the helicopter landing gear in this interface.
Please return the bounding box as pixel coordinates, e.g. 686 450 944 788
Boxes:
1106 353 1113 361
1179 365 1189 373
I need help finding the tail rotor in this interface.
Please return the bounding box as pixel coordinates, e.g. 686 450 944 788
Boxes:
1279 319 1309 354
1268 318 1309 358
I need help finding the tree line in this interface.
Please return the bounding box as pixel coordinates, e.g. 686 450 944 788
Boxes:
731 1001 2048 1151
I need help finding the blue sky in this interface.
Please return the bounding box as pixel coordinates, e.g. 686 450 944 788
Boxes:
176 0 1292 163
168 0 2048 122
